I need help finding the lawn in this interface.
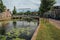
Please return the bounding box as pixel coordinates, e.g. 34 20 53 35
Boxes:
36 19 60 40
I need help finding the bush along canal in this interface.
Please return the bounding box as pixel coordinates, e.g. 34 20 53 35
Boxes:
0 19 39 40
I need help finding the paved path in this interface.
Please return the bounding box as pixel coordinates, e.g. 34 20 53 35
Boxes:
49 19 60 29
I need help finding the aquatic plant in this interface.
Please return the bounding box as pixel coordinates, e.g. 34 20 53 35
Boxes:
0 27 32 40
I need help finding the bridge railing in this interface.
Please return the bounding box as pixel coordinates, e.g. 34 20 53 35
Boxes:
13 15 39 18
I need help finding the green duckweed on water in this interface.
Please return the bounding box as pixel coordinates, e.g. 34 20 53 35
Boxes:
0 27 32 40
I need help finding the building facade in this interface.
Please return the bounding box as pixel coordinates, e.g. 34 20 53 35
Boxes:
50 6 60 19
0 9 11 20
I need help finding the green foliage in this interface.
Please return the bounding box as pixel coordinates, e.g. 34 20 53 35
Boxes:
12 38 25 40
17 12 24 15
0 0 6 12
12 6 17 15
0 27 31 40
24 11 31 15
0 35 6 40
39 0 56 17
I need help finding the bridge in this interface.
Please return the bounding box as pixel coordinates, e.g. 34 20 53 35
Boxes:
12 15 40 25
12 15 40 19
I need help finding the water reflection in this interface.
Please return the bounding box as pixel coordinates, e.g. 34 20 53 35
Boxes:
0 20 38 40
0 21 9 35
13 21 16 28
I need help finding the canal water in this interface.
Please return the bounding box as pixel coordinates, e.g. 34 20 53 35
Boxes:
0 20 38 40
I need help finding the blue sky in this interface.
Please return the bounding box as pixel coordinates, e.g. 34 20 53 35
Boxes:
2 0 60 11
55 0 60 6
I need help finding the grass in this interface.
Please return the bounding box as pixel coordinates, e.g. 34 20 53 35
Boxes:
36 19 60 40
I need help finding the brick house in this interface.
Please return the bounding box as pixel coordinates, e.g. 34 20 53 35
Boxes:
0 9 11 20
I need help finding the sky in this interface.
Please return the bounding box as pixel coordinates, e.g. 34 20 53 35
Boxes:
2 0 60 11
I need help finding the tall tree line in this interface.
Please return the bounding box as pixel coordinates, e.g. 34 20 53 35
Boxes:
38 0 56 17
12 6 17 15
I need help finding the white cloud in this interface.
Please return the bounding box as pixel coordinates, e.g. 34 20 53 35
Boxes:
3 0 60 11
30 0 40 4
3 0 40 11
54 0 60 6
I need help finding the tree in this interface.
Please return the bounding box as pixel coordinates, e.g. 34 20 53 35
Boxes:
39 0 56 17
12 6 17 15
0 0 6 12
25 11 31 15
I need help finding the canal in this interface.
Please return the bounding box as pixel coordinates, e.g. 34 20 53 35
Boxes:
0 19 38 40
